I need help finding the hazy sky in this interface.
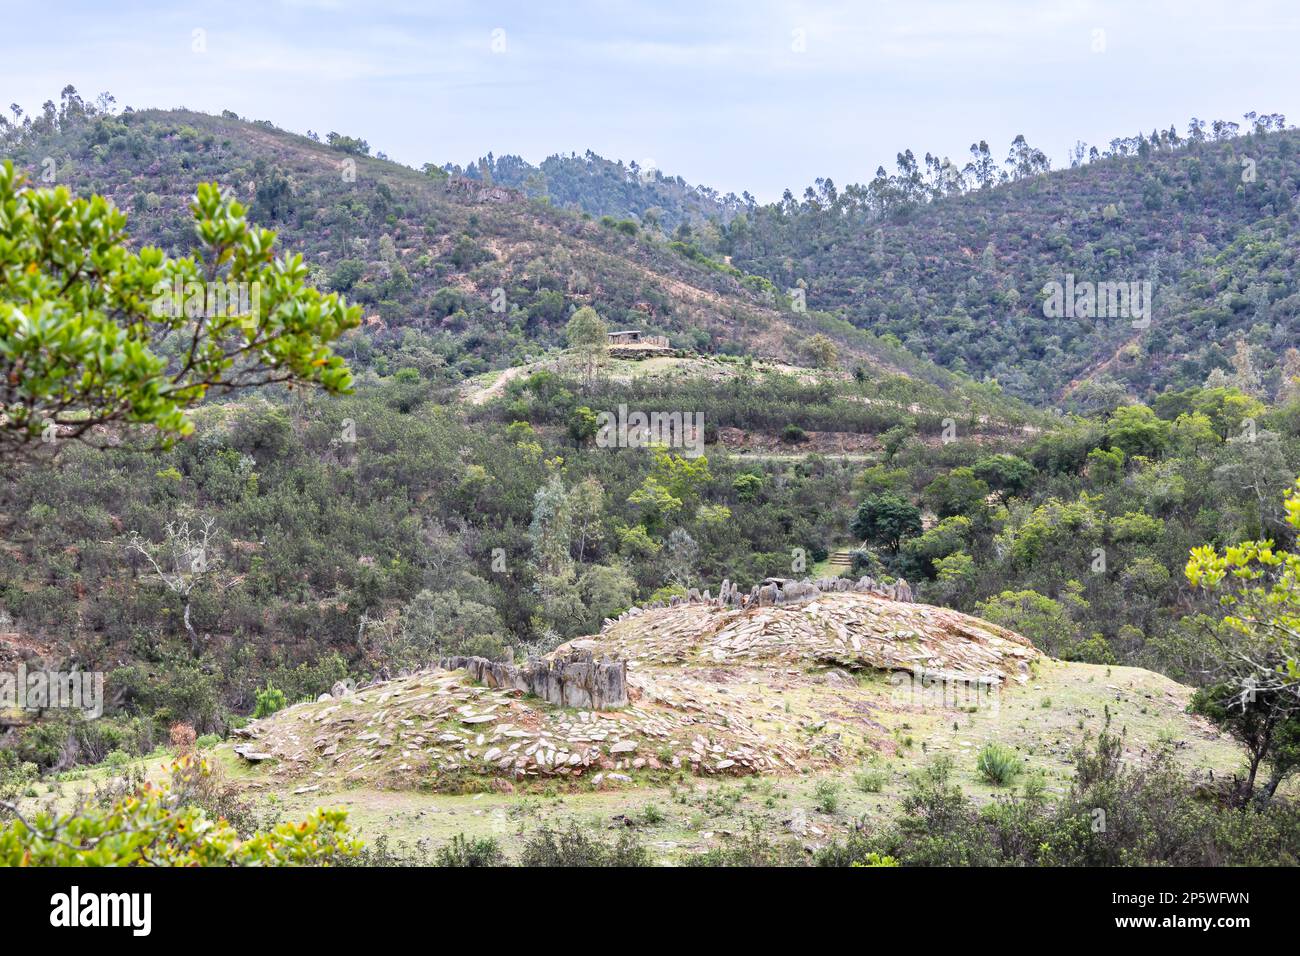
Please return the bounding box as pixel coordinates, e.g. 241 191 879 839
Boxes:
7 0 1300 200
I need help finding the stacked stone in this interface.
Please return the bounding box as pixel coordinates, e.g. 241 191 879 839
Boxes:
605 575 915 629
238 665 799 781
597 591 1038 683
439 648 628 710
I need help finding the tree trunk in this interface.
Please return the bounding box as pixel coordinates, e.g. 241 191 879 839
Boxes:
1239 751 1264 809
1258 771 1285 809
183 597 200 654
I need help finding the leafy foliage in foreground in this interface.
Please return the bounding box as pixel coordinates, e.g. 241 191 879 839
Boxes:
1186 475 1300 690
0 161 359 454
0 754 360 866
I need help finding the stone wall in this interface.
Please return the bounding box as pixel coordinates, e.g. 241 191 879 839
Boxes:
604 574 913 629
440 647 628 710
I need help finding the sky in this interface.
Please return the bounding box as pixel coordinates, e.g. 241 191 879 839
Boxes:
5 0 1300 201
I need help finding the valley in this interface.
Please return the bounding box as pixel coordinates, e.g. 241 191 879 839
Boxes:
2 81 1300 872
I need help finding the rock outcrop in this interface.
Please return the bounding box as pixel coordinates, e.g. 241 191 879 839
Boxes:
597 590 1037 685
440 647 628 710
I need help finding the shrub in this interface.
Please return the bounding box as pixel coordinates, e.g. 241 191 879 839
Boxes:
517 823 650 867
686 820 805 866
17 713 152 771
814 832 902 867
261 653 351 704
104 750 132 772
108 661 223 734
341 835 433 866
891 756 996 865
435 833 505 867
855 768 887 793
169 722 197 751
850 548 886 576
253 682 287 719
813 779 841 813
0 755 359 866
819 731 1300 867
0 752 39 812
976 743 1022 786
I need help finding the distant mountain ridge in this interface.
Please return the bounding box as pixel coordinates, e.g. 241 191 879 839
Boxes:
1 94 1028 418
6 90 1296 408
450 150 741 232
457 118 1300 407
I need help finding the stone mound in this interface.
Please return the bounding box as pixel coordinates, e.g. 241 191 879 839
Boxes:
596 591 1037 684
229 593 1038 789
231 664 804 786
439 648 628 710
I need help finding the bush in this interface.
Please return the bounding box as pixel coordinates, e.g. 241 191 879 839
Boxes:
818 732 1300 867
813 780 841 813
0 755 360 866
435 833 505 867
814 832 900 867
855 768 887 793
104 750 133 772
108 661 223 734
976 743 1022 786
686 820 805 866
891 756 996 865
340 834 433 867
253 682 287 719
851 548 886 577
169 722 197 751
0 751 39 812
517 823 650 867
261 653 351 704
17 713 153 771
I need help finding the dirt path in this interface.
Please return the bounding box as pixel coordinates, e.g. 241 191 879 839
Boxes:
464 364 532 405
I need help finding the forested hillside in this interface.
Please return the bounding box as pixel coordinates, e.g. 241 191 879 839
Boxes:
722 119 1300 405
449 118 1300 408
452 150 745 232
0 91 1008 408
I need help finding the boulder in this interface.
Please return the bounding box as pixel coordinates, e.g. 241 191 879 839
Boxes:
233 743 274 762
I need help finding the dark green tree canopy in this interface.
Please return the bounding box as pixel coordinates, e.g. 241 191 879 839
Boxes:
0 161 359 456
852 493 922 553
